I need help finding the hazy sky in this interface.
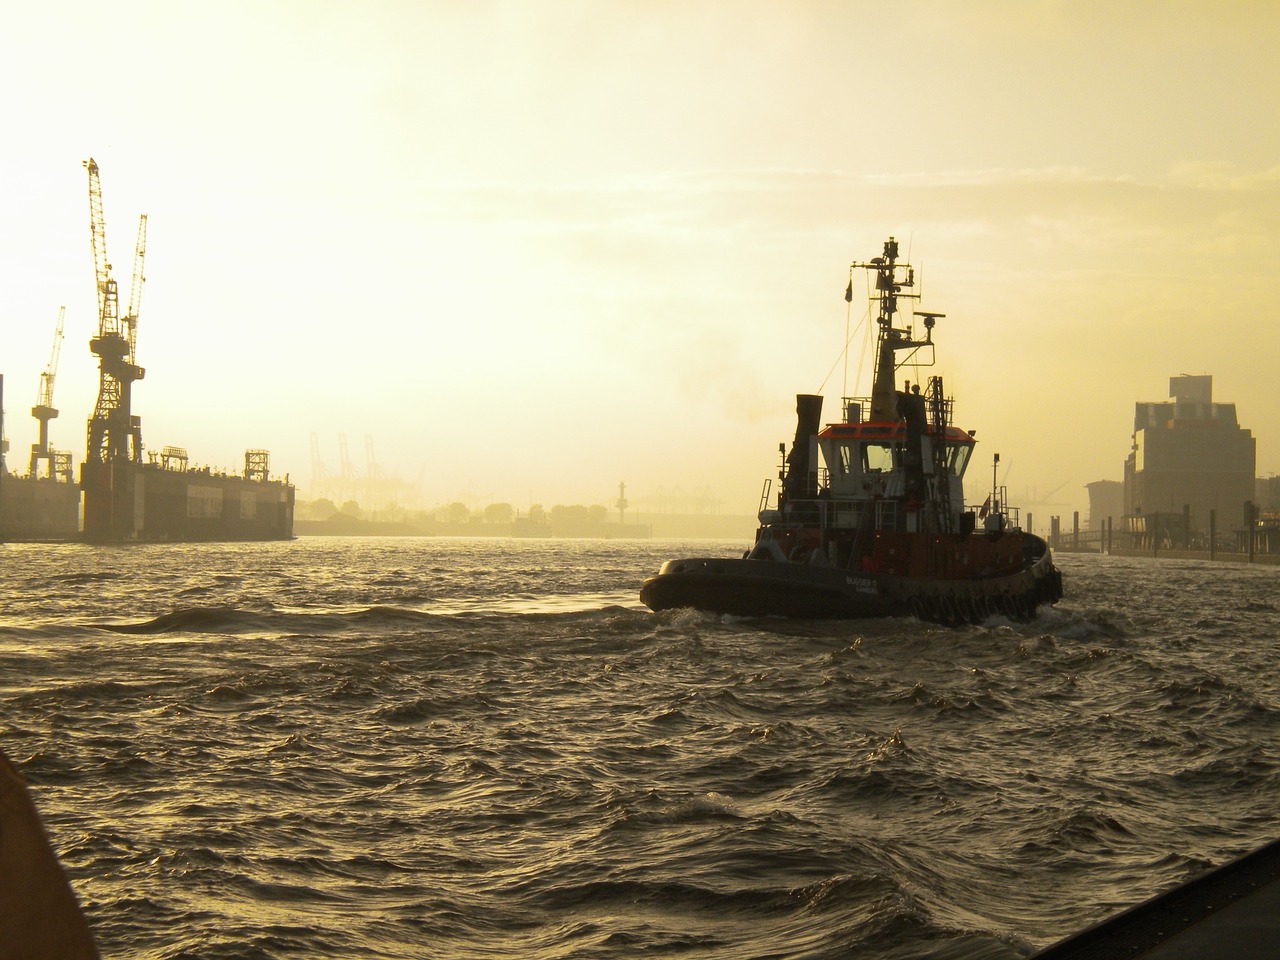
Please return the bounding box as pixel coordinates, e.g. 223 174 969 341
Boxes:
1 1 1277 519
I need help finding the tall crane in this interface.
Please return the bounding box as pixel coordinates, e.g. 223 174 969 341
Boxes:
84 158 146 464
365 435 383 480
123 214 147 367
336 433 359 506
339 433 357 479
29 306 65 478
309 433 330 489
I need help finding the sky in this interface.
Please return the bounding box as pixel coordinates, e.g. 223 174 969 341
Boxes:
1 0 1277 520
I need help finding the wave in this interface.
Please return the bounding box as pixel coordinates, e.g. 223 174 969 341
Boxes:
47 571 125 584
98 605 250 634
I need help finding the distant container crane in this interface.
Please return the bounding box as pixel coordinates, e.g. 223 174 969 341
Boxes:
308 434 421 511
29 306 70 480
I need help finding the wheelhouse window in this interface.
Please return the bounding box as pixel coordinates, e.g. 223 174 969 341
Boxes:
863 442 896 473
837 443 853 477
943 442 973 477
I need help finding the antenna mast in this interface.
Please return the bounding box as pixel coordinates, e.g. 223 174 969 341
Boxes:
851 237 937 422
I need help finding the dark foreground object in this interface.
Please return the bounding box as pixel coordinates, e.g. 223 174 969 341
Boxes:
0 750 100 958
1033 838 1280 959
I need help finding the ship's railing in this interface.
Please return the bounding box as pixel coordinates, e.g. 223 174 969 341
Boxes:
773 485 1027 537
972 496 1021 531
840 394 954 428
840 397 873 423
769 495 899 533
874 500 900 529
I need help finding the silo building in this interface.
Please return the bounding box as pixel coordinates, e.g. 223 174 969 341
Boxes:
1123 375 1255 539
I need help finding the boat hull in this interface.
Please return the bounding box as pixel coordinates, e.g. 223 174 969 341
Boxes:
640 549 1063 624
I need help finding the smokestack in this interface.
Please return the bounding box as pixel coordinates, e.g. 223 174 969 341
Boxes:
783 394 823 501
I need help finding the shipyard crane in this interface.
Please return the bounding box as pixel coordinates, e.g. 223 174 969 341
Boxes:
310 432 330 489
123 214 147 366
29 306 65 478
339 433 357 480
365 435 383 480
84 158 146 464
335 433 358 500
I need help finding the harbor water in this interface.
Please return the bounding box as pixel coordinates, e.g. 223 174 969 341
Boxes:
2 537 1279 959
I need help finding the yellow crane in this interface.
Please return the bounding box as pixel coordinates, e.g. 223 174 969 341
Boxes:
29 306 65 478
84 158 146 464
123 214 147 367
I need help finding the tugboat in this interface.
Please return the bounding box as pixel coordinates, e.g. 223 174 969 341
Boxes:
640 237 1063 624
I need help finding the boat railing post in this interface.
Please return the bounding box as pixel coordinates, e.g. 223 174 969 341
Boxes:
819 498 828 558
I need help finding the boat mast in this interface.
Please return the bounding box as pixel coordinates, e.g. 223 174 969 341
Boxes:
852 237 933 422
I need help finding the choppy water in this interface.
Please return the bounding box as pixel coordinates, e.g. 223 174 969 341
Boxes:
2 537 1279 959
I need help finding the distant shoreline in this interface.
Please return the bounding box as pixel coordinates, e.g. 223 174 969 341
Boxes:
294 513 757 541
1057 545 1280 565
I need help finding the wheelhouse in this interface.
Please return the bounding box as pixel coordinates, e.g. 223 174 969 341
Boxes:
817 420 975 513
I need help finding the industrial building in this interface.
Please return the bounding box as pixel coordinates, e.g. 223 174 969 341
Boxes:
1123 375 1255 540
1085 479 1123 533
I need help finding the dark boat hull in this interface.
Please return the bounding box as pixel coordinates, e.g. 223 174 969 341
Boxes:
640 551 1063 624
641 559 896 619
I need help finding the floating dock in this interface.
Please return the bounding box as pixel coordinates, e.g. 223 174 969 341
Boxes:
81 457 294 543
74 158 294 543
